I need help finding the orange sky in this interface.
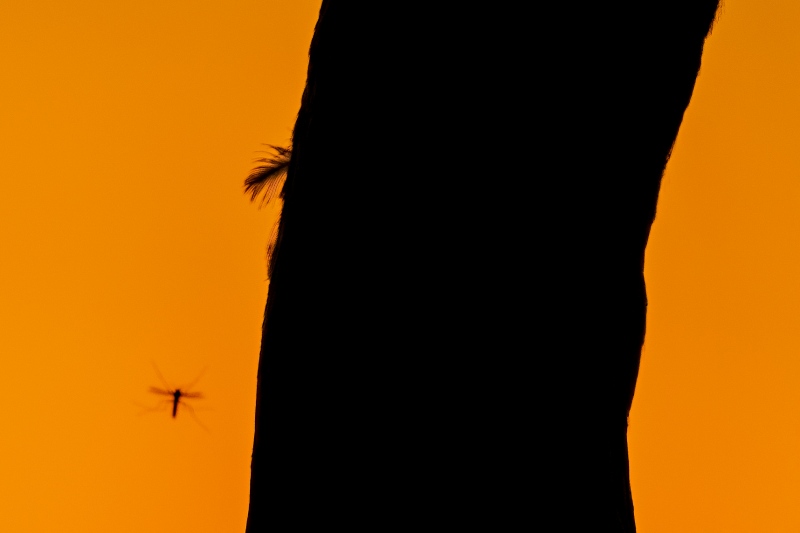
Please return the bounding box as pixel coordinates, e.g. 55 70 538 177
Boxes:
1 2 797 531
632 1 800 530
0 2 321 531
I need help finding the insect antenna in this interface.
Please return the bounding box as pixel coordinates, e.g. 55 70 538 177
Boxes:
150 360 172 391
181 366 208 392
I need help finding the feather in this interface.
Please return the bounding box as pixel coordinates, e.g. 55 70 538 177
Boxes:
245 144 292 278
244 145 292 207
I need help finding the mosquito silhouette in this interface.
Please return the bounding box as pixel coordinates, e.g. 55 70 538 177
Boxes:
146 362 208 428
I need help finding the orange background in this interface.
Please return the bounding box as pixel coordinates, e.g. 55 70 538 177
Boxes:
0 2 795 531
0 2 320 531
632 1 800 531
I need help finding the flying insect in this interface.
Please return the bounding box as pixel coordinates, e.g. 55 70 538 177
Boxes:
147 362 207 423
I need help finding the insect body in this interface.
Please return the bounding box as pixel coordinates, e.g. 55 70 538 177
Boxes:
147 362 206 422
149 385 203 418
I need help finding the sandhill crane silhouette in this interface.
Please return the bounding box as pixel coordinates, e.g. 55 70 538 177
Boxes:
245 2 721 531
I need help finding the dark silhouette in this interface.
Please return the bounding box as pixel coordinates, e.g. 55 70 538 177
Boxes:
245 144 291 275
246 3 720 530
149 386 203 419
148 363 205 420
245 144 291 207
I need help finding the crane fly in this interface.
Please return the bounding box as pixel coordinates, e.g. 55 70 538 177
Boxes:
149 385 204 418
146 362 208 429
